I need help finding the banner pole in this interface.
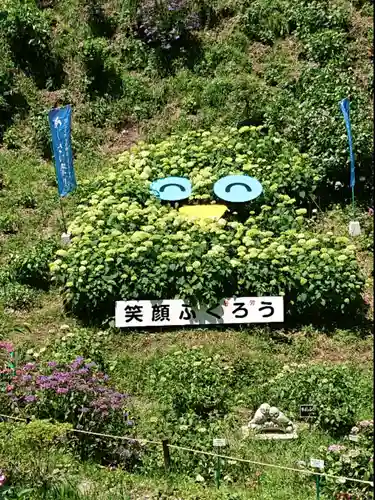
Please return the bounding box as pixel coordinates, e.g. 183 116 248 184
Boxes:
59 197 68 233
352 186 355 212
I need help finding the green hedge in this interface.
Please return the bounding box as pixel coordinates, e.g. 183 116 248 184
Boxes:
51 127 365 323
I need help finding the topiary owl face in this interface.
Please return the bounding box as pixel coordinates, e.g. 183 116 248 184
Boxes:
51 127 364 324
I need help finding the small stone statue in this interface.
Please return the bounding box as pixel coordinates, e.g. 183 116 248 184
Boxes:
269 406 294 433
246 403 297 440
249 403 271 429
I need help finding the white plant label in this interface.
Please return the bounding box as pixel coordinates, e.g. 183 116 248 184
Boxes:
213 438 226 447
310 458 325 469
115 296 284 328
349 434 359 442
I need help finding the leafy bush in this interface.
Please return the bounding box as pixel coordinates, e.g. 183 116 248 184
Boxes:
28 327 112 371
0 282 40 311
1 358 138 466
0 1 64 89
147 347 235 418
0 213 20 234
12 238 58 290
82 38 123 97
242 0 350 44
0 420 75 493
51 127 365 324
300 29 348 64
133 0 203 73
0 341 15 388
242 0 293 44
0 45 29 143
264 65 373 201
264 363 363 435
318 420 373 499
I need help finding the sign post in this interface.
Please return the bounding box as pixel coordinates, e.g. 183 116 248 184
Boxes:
48 105 76 242
300 404 316 431
310 458 324 500
213 438 226 488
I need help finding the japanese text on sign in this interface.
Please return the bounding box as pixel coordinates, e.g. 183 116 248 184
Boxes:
115 297 284 328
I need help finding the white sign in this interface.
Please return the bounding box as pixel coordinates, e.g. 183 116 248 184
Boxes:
213 438 226 447
310 458 324 469
115 296 284 328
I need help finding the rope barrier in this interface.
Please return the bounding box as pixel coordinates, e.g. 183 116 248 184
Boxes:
0 413 373 487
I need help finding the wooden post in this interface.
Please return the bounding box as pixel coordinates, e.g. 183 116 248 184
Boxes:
162 439 170 473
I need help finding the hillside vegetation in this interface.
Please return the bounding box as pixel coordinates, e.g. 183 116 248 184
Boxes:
0 0 373 499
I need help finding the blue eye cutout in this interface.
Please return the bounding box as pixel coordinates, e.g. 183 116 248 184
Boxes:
150 177 192 201
213 175 263 203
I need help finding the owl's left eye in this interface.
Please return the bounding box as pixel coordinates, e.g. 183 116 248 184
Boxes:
150 177 192 201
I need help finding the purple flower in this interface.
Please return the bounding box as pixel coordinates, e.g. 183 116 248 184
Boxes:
47 361 58 368
24 395 37 403
127 420 134 427
23 363 36 371
71 356 84 368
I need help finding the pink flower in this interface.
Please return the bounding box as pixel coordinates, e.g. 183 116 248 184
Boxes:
368 208 374 216
56 387 68 394
328 444 346 452
0 341 14 353
0 470 6 486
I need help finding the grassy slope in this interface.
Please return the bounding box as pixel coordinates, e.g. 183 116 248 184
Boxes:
0 0 373 498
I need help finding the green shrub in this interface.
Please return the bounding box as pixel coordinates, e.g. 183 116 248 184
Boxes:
0 420 75 493
28 327 112 370
82 38 123 98
132 0 203 74
242 0 293 44
0 213 20 234
264 64 373 201
300 29 348 64
12 239 58 290
242 0 350 43
264 363 363 435
0 43 29 143
0 1 64 89
51 127 365 324
147 347 236 418
0 282 40 311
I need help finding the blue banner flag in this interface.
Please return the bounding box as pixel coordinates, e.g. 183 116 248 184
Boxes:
339 98 355 189
48 105 76 197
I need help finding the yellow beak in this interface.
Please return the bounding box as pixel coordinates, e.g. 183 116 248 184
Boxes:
179 205 228 219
